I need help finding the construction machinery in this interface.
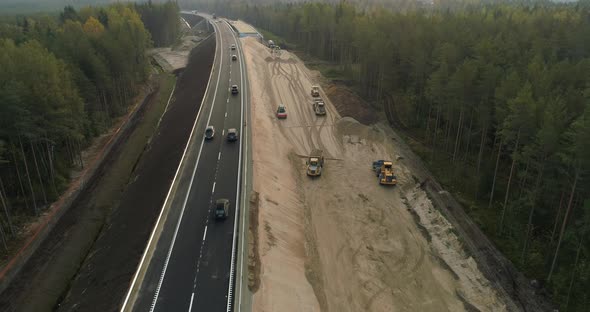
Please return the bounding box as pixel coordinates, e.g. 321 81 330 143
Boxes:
307 149 324 177
313 99 326 115
311 86 320 97
373 160 397 185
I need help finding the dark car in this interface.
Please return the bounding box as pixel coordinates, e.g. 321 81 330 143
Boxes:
230 44 236 50
215 199 229 220
231 85 239 94
232 54 237 61
227 128 238 142
205 126 215 140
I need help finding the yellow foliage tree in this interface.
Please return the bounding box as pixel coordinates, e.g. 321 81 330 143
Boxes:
82 16 104 36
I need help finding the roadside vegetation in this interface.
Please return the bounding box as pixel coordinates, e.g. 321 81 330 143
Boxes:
0 2 179 262
136 1 181 47
195 0 590 310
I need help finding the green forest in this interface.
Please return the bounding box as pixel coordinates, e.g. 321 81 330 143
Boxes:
136 1 181 47
0 2 179 257
197 0 589 310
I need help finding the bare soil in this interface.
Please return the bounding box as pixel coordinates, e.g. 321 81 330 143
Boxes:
242 37 514 312
324 85 377 125
0 35 215 312
150 15 212 73
248 191 261 293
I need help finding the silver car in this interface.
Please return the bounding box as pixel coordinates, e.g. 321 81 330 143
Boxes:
205 126 215 140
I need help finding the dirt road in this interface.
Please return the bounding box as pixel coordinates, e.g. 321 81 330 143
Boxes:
242 37 512 311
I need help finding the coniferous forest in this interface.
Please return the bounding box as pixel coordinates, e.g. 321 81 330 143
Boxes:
192 0 589 309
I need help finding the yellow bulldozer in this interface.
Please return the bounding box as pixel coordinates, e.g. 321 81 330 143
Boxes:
372 160 397 185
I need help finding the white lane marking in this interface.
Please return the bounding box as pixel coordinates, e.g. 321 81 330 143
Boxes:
227 98 229 103
163 85 176 114
202 226 208 241
212 182 216 194
181 17 191 29
227 19 245 312
188 292 195 312
237 35 248 312
218 152 222 160
225 112 228 118
121 18 218 312
229 78 231 82
222 129 225 136
149 18 224 312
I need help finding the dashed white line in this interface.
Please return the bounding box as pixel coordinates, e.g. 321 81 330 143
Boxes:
222 129 225 136
225 112 228 118
218 152 222 160
121 20 219 312
202 226 208 241
212 182 216 193
227 98 229 103
148 18 224 312
188 292 195 312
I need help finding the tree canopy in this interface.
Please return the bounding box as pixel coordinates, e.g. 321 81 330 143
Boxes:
0 2 178 258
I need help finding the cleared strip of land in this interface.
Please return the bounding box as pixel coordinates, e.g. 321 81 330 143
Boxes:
243 36 511 312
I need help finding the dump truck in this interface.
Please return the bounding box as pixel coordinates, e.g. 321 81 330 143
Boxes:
313 100 326 115
306 149 324 177
373 160 397 185
311 86 320 97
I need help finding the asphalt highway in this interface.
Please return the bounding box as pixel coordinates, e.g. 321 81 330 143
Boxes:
125 15 246 312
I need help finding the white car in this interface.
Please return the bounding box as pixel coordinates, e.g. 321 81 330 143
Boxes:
204 126 215 140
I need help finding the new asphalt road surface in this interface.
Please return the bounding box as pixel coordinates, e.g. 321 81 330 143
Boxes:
123 14 247 312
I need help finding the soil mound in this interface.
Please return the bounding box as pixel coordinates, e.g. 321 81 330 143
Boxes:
325 85 377 125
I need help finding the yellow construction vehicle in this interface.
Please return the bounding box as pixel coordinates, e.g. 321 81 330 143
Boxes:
373 160 397 185
306 149 324 177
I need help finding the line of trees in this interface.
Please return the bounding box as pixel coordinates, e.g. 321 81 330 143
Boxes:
0 2 179 258
135 1 180 47
195 0 590 310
